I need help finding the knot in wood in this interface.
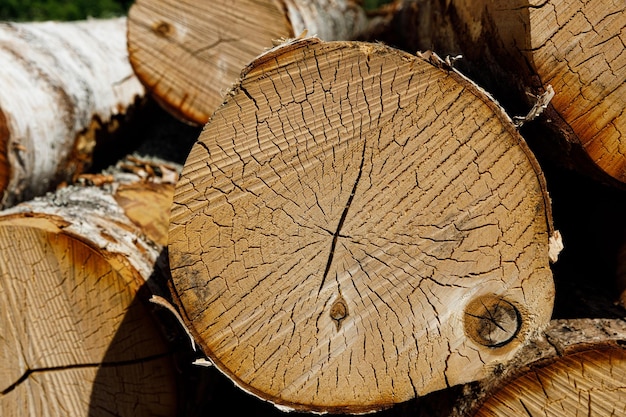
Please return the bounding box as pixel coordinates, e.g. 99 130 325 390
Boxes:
464 295 521 348
330 297 348 330
152 21 173 38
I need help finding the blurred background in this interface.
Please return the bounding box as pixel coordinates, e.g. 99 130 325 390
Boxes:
0 0 132 21
0 0 393 22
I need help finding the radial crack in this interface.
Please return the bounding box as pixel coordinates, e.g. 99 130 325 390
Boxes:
318 141 367 293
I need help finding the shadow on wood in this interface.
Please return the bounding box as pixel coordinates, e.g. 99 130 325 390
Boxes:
85 279 180 417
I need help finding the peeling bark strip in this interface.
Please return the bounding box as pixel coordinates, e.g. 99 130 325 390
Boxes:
452 319 626 416
168 38 556 413
393 0 626 186
0 18 144 209
0 158 179 416
127 0 368 125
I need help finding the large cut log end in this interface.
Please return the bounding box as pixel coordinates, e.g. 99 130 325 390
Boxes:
0 217 178 416
168 38 556 413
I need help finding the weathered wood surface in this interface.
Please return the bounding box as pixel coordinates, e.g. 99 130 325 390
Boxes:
389 0 625 187
0 157 180 417
127 0 369 125
168 38 557 413
450 319 626 417
0 17 144 209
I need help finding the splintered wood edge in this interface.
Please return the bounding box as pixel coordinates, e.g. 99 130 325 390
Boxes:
169 37 557 413
403 0 625 186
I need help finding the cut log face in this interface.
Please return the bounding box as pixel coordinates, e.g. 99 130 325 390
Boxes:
0 222 176 416
0 159 180 416
114 181 177 246
168 38 556 412
127 0 368 125
470 319 626 417
522 0 625 182
476 348 626 416
398 0 626 186
0 18 144 208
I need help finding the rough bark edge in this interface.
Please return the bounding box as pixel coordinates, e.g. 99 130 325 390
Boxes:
1 155 179 292
281 0 369 41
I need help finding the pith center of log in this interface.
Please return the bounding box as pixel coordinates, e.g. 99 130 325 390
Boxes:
319 142 366 296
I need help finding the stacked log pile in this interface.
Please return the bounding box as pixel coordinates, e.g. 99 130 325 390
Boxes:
386 0 625 188
0 0 624 415
126 0 373 125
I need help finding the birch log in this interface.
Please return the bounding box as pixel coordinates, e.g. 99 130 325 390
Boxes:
0 17 144 208
127 0 369 125
0 157 180 417
168 38 558 413
391 0 626 187
449 319 626 417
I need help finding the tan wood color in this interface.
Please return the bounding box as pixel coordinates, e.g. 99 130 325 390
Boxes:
468 319 626 417
168 38 557 413
0 158 179 416
477 349 626 416
127 0 368 125
396 0 626 186
525 0 625 183
0 18 144 208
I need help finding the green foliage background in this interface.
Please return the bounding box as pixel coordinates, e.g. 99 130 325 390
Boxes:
0 1 394 22
0 0 132 21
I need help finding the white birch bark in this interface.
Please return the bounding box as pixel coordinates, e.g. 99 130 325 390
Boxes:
0 17 144 208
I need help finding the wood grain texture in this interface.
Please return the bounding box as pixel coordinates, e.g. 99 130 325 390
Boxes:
0 18 144 208
0 158 179 416
127 0 368 125
169 38 555 412
524 0 625 183
477 349 626 416
391 0 625 186
468 319 626 417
